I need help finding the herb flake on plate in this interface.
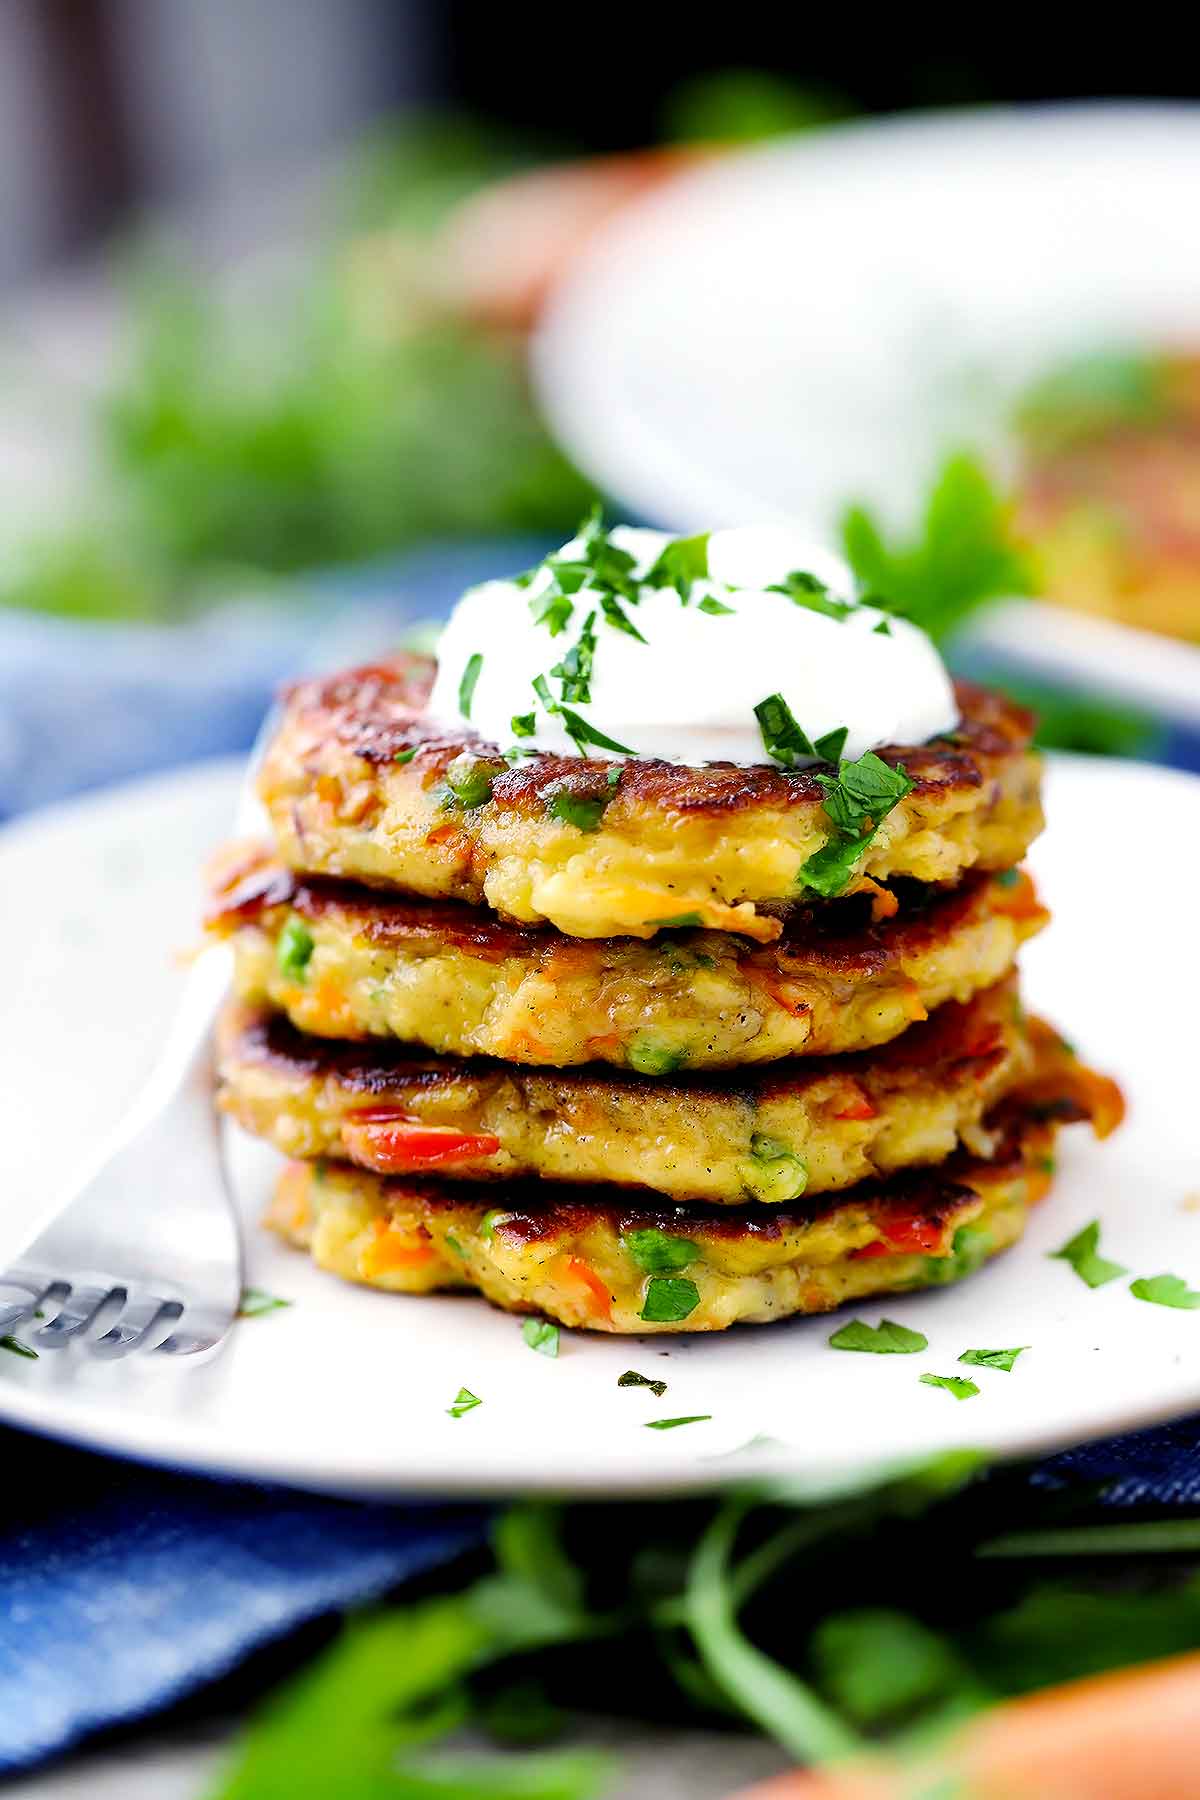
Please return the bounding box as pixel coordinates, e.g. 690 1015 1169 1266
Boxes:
448 1387 482 1419
920 1373 980 1401
959 1346 1028 1372
1130 1274 1200 1310
1050 1220 1127 1289
522 1318 560 1357
1 1334 37 1360
645 1414 712 1431
828 1318 928 1355
618 1370 667 1398
238 1287 292 1318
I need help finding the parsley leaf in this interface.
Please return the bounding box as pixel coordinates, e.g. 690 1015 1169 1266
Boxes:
1130 1274 1200 1310
755 693 816 767
276 919 314 983
697 595 735 616
799 751 914 897
528 588 575 637
813 726 848 763
959 1346 1028 1372
645 531 710 601
645 1414 712 1430
829 1318 928 1355
624 1229 697 1275
842 451 1032 644
550 611 597 704
522 1318 560 1356
510 710 536 738
448 1386 482 1418
618 1369 667 1398
600 592 647 641
238 1287 292 1318
393 745 417 765
640 1277 700 1323
1050 1220 1127 1289
458 651 483 719
768 569 855 622
920 1373 980 1401
1 1334 37 1359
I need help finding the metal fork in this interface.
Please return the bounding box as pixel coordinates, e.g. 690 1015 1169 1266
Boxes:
0 953 241 1357
0 732 271 1359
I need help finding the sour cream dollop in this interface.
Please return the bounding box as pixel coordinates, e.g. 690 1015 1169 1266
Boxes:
427 524 957 765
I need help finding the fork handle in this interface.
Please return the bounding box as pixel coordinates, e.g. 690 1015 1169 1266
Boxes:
122 946 231 1131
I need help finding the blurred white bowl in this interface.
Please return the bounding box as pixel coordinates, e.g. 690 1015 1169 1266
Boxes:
533 101 1200 722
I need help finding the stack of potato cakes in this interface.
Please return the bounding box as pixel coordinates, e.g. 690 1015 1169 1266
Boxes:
207 657 1121 1334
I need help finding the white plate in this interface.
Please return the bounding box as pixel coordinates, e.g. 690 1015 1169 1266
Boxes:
0 754 1197 1497
533 102 1200 721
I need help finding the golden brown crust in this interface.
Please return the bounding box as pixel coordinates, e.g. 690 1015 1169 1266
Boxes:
217 975 1039 1204
256 660 1044 941
207 847 1048 1070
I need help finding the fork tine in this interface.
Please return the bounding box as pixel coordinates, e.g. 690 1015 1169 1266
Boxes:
34 1285 120 1349
0 1275 68 1336
91 1295 183 1359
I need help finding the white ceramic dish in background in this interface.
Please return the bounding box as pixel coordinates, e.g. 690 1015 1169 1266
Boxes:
0 754 1197 1498
533 102 1200 723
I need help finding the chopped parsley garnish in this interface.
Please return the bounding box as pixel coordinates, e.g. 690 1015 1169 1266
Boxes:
448 1386 482 1418
813 726 848 764
624 1229 697 1275
557 707 635 757
522 1318 560 1356
640 1277 700 1323
510 710 536 738
1130 1274 1200 1310
653 911 704 929
626 1036 688 1076
393 746 417 765
618 1369 667 1398
276 918 314 983
445 752 499 810
873 618 892 635
444 1234 465 1259
1050 1220 1127 1289
550 611 597 704
920 1373 979 1401
959 1346 1028 1372
799 751 914 898
645 531 710 601
478 1209 507 1243
645 1414 711 1430
740 1134 808 1204
458 652 483 719
0 1334 37 1360
528 588 575 637
828 1318 928 1355
548 789 608 832
238 1287 292 1318
600 593 647 641
768 569 855 622
697 595 734 616
755 693 816 767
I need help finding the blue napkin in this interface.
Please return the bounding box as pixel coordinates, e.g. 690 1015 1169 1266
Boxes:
0 1424 489 1774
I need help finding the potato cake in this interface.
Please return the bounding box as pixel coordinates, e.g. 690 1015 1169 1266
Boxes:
219 976 1048 1205
209 848 1046 1072
257 658 1042 942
